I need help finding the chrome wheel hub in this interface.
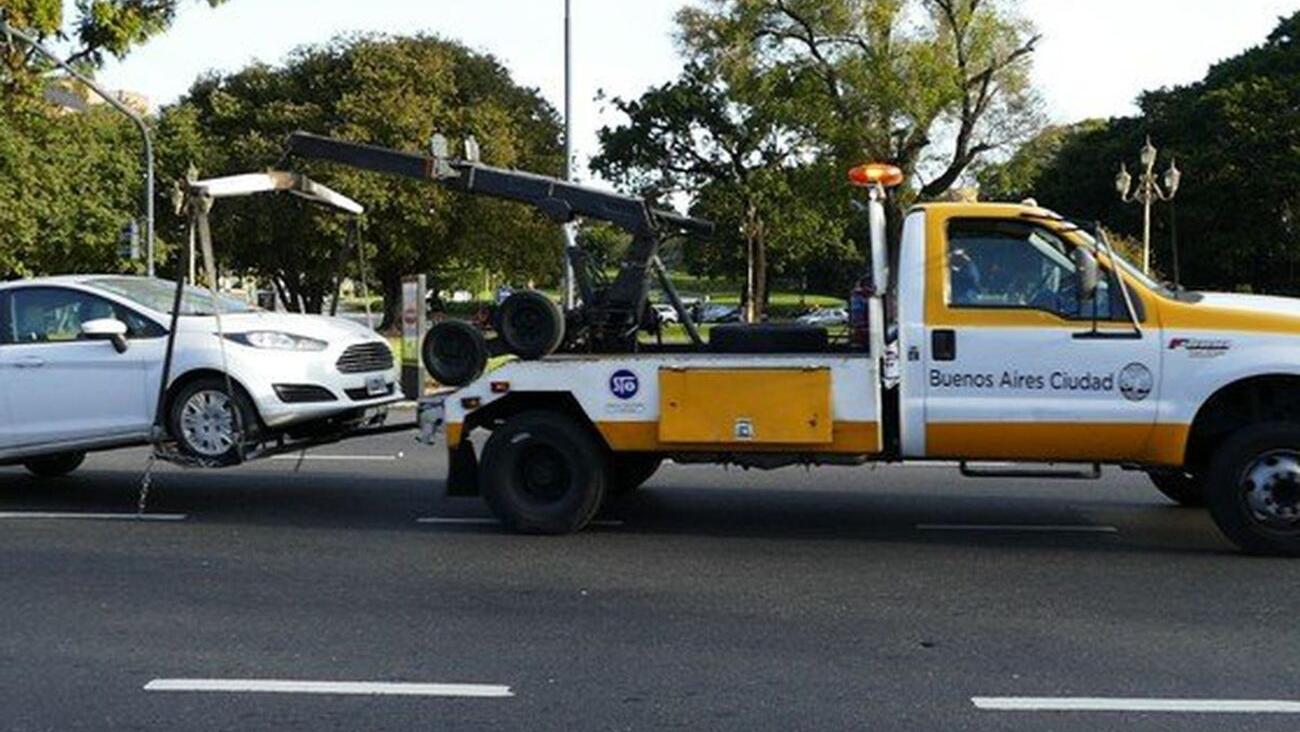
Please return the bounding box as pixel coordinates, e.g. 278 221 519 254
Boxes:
1243 450 1300 528
180 390 236 457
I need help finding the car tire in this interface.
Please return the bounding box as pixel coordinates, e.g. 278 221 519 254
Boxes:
423 320 489 387
1147 469 1206 508
1204 422 1300 556
479 411 607 534
23 452 86 478
497 291 565 360
607 454 663 497
168 376 259 467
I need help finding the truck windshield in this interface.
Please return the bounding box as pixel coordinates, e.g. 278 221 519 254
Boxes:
89 277 258 316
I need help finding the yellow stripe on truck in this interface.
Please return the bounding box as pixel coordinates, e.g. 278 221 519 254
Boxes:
926 422 1189 466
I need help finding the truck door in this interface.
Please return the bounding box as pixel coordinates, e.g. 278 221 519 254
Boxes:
919 213 1162 463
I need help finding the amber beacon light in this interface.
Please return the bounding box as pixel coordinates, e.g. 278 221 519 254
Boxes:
848 163 905 189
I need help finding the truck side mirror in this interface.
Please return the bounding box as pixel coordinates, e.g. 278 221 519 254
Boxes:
1075 248 1100 301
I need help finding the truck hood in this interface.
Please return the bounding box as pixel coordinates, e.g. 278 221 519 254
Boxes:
1195 292 1300 318
177 312 386 345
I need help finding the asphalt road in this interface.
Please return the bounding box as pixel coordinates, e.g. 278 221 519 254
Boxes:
1 417 1298 731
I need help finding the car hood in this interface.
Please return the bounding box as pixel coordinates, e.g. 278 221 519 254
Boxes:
1194 292 1300 318
177 312 387 345
1174 291 1300 335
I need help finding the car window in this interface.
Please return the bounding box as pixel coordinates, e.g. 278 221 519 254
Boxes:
946 219 1119 321
9 287 164 344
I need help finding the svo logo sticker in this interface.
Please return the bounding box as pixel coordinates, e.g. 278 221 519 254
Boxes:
609 370 640 400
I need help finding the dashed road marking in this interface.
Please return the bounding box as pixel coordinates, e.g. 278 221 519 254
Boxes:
144 679 513 698
972 697 1300 714
917 524 1118 534
416 517 625 528
0 512 187 522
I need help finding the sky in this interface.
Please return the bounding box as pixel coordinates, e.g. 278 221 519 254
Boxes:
88 0 1300 178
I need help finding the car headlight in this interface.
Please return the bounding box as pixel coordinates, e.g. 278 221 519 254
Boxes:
226 331 328 351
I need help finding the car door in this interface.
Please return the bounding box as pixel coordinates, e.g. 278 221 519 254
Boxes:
920 214 1163 463
0 286 156 450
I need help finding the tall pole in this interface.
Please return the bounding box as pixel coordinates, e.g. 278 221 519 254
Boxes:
1116 137 1180 277
1142 188 1153 275
561 0 578 309
1 20 155 278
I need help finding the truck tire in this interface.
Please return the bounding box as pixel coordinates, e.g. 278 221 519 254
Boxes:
1204 422 1300 556
479 411 607 534
497 291 565 360
423 320 489 387
1147 469 1206 508
607 454 663 497
23 452 86 478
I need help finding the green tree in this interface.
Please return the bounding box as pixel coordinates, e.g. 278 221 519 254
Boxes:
0 107 145 279
1 0 225 105
163 34 565 323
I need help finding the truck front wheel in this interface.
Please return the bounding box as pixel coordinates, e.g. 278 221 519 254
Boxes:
1147 469 1205 508
479 411 607 534
1205 422 1300 556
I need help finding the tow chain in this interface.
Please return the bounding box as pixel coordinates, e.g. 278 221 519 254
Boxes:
137 453 157 518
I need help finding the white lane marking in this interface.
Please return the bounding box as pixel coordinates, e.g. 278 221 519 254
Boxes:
0 512 187 522
917 524 1118 534
972 697 1300 713
144 679 512 698
416 517 624 528
269 454 403 462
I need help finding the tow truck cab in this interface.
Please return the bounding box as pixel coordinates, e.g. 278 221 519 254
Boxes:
429 195 1300 556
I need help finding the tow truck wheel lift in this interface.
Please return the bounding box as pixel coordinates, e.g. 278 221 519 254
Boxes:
282 132 716 386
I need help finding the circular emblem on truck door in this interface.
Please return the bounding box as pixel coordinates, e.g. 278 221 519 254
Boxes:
1118 363 1153 402
610 370 640 400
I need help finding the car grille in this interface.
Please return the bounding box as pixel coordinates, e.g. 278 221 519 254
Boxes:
336 342 394 374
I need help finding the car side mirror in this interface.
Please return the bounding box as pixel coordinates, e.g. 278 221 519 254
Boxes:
81 318 129 353
1074 248 1100 301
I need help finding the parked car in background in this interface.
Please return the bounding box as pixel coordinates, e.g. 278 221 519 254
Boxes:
797 307 849 327
698 303 741 323
0 276 402 475
651 303 680 324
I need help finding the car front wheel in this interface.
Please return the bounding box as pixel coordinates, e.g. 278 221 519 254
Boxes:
169 377 259 466
23 452 86 478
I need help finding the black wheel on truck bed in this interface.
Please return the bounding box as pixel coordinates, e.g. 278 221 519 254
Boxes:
1205 422 1300 556
1147 469 1206 508
498 291 565 360
423 320 489 387
607 454 663 497
479 411 607 534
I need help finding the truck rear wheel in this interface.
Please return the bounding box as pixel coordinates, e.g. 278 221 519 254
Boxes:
479 411 607 534
1147 469 1205 508
607 454 663 497
1205 422 1300 556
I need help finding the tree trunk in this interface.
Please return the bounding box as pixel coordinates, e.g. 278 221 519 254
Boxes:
379 270 403 333
753 231 768 322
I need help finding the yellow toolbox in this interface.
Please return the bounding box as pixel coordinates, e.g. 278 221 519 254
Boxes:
658 368 833 445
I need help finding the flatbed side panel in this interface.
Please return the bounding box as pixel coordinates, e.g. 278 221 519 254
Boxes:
444 354 883 456
659 368 832 445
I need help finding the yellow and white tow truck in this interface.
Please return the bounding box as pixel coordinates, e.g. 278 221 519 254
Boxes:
275 134 1300 556
415 163 1300 556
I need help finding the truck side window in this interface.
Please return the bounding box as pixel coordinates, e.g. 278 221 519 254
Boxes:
947 219 1116 320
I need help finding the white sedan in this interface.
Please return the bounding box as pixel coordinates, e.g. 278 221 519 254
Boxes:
0 275 402 475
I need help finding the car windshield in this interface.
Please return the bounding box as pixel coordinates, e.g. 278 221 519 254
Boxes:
89 277 258 316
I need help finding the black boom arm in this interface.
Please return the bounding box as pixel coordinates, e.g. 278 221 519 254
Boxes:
283 132 712 349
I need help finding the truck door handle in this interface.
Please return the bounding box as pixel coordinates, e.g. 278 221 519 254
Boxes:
932 330 956 362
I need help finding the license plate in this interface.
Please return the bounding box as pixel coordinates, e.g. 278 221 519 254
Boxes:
365 375 388 396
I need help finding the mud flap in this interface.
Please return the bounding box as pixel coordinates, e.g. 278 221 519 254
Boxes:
446 441 480 497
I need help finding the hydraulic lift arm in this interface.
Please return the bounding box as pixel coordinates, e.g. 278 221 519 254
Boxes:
283 132 711 353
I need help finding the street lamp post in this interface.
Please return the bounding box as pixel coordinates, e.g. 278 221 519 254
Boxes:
561 0 578 310
1115 136 1181 275
1 19 157 278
